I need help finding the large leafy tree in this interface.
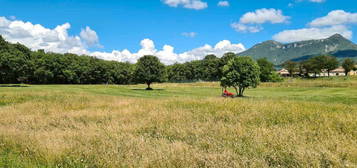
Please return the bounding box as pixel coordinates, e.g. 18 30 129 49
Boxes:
134 55 166 90
342 58 355 76
221 56 260 97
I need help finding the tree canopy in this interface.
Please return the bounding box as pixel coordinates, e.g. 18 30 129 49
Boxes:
134 55 166 90
221 56 260 97
282 61 298 77
342 58 355 76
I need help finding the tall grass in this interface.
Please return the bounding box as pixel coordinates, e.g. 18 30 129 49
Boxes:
0 77 356 167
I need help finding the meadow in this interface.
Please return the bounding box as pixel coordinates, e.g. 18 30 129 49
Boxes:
0 77 356 167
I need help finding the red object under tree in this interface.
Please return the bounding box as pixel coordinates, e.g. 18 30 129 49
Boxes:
223 89 234 97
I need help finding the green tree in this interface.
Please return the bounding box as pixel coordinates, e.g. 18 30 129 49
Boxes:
324 55 339 76
306 55 339 77
185 61 203 80
34 67 54 83
221 56 260 97
300 60 314 78
202 54 220 81
134 55 166 90
167 63 190 82
219 52 236 78
283 61 298 77
257 58 275 82
342 58 355 76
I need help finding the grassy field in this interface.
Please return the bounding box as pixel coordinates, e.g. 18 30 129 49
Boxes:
0 77 356 167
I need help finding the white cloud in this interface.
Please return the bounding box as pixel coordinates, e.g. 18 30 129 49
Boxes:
232 8 289 33
181 32 197 38
240 8 289 24
273 10 357 43
309 10 357 27
162 0 208 10
272 25 352 43
0 16 245 65
91 39 246 65
80 26 100 47
0 16 88 55
231 23 262 33
217 1 229 7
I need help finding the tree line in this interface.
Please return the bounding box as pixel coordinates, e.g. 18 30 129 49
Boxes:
0 36 281 85
283 55 356 77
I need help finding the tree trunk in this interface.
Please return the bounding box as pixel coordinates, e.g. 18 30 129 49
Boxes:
146 82 153 90
234 87 239 96
238 87 245 97
327 70 330 77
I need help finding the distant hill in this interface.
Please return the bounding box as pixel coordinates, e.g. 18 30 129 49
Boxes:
239 34 357 65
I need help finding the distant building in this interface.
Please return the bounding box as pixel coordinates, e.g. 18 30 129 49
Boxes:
277 66 357 77
277 68 290 77
319 67 345 77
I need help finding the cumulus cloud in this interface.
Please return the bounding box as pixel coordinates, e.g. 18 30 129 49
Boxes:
91 39 246 65
0 17 89 55
80 26 100 47
162 0 208 10
232 8 289 33
273 10 356 43
0 16 245 65
181 32 197 38
273 25 352 43
239 8 289 24
217 1 229 7
309 10 357 27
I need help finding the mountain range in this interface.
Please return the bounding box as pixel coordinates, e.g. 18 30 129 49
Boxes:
239 34 357 65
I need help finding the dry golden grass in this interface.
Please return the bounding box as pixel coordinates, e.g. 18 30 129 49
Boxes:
0 79 356 167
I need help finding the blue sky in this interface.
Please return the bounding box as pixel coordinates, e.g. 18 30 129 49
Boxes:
0 0 356 64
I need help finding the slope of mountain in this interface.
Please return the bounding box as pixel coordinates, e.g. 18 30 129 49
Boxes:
239 34 357 64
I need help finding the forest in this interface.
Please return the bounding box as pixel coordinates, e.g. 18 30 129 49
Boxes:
0 35 280 84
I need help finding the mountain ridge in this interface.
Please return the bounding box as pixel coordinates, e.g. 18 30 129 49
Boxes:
239 34 357 65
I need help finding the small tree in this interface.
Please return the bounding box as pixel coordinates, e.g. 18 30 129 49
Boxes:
134 55 166 90
221 56 260 97
282 61 298 77
342 58 355 76
324 55 339 76
300 59 315 78
257 58 275 82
